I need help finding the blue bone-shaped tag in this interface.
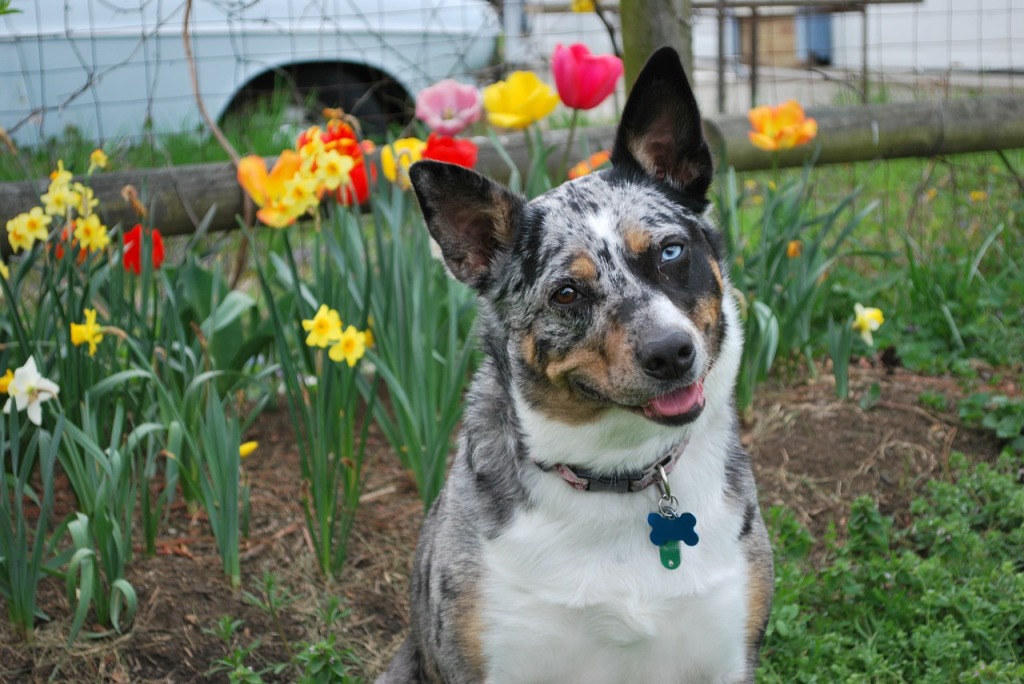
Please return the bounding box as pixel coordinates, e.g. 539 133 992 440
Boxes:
647 512 699 547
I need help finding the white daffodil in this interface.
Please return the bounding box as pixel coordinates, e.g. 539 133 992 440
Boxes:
2 357 60 426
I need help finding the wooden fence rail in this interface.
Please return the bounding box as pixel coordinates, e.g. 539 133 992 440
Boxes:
3 96 1023 253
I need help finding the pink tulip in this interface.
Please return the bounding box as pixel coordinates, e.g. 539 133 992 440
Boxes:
415 79 483 136
552 43 623 111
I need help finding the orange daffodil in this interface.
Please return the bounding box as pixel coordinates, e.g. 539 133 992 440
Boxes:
748 100 818 152
238 116 374 228
483 71 560 129
301 304 371 368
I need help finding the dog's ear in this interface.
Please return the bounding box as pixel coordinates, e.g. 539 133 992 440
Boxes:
410 160 525 290
611 47 713 203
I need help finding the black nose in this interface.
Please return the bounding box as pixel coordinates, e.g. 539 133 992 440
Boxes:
639 331 696 380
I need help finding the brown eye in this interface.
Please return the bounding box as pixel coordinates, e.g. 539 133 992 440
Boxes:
552 286 581 306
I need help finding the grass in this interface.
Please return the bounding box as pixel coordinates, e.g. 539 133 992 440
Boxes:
730 150 1024 376
0 92 301 183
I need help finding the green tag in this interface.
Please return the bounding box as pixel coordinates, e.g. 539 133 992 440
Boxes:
659 540 681 570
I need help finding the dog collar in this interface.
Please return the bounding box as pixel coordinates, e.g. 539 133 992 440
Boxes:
534 440 687 494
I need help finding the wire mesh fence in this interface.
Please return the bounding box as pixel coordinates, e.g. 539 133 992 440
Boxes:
1 0 1022 241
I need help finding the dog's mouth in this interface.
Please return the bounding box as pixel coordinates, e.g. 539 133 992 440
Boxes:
567 377 706 426
640 381 705 425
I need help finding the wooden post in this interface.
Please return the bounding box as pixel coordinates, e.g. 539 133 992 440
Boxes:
749 7 759 107
621 0 695 88
717 0 727 113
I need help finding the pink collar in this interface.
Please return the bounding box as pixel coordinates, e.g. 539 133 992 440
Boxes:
534 440 688 493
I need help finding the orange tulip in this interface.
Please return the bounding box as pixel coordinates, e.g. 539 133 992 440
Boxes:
748 100 818 152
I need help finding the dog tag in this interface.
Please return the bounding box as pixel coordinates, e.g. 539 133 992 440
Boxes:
659 539 681 569
647 511 699 570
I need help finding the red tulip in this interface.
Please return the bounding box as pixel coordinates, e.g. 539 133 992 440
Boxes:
422 133 479 169
122 224 165 274
552 43 623 111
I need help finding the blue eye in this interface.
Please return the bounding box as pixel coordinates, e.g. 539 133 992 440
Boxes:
661 244 684 262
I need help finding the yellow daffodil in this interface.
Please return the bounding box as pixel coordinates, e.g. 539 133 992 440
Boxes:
73 182 99 217
2 357 60 426
748 100 818 152
969 190 988 202
314 149 355 192
852 303 884 346
6 211 47 253
6 216 32 253
22 207 51 242
302 304 343 348
73 214 111 253
70 308 104 356
328 325 367 367
49 160 73 187
282 171 319 216
381 138 427 190
0 368 12 394
297 126 326 159
483 71 560 129
239 441 259 459
0 259 8 280
88 148 108 174
41 182 81 217
786 240 803 258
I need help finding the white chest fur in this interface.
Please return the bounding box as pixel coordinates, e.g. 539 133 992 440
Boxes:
477 438 750 684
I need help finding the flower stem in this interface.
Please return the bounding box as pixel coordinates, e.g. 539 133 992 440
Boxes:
559 108 581 182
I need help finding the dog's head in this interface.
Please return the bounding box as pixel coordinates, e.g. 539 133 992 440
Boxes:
411 48 740 464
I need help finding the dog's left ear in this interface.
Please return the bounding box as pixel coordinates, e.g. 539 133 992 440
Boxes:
611 47 713 204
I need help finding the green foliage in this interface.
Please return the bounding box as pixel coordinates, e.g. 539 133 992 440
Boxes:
361 187 477 508
718 165 876 412
0 411 69 642
245 210 377 577
958 393 1024 453
762 453 1024 682
214 582 361 683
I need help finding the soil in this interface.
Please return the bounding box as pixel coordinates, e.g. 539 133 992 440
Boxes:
0 363 1014 683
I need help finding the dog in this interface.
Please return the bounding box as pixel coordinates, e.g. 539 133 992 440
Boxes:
378 47 774 684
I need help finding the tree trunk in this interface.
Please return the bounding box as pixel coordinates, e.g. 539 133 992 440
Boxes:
620 0 695 88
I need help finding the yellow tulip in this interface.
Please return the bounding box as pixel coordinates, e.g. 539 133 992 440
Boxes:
381 138 426 190
483 71 560 129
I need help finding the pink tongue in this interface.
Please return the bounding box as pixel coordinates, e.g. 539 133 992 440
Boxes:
644 381 705 418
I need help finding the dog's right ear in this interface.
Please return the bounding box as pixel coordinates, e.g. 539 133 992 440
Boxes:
410 160 525 290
